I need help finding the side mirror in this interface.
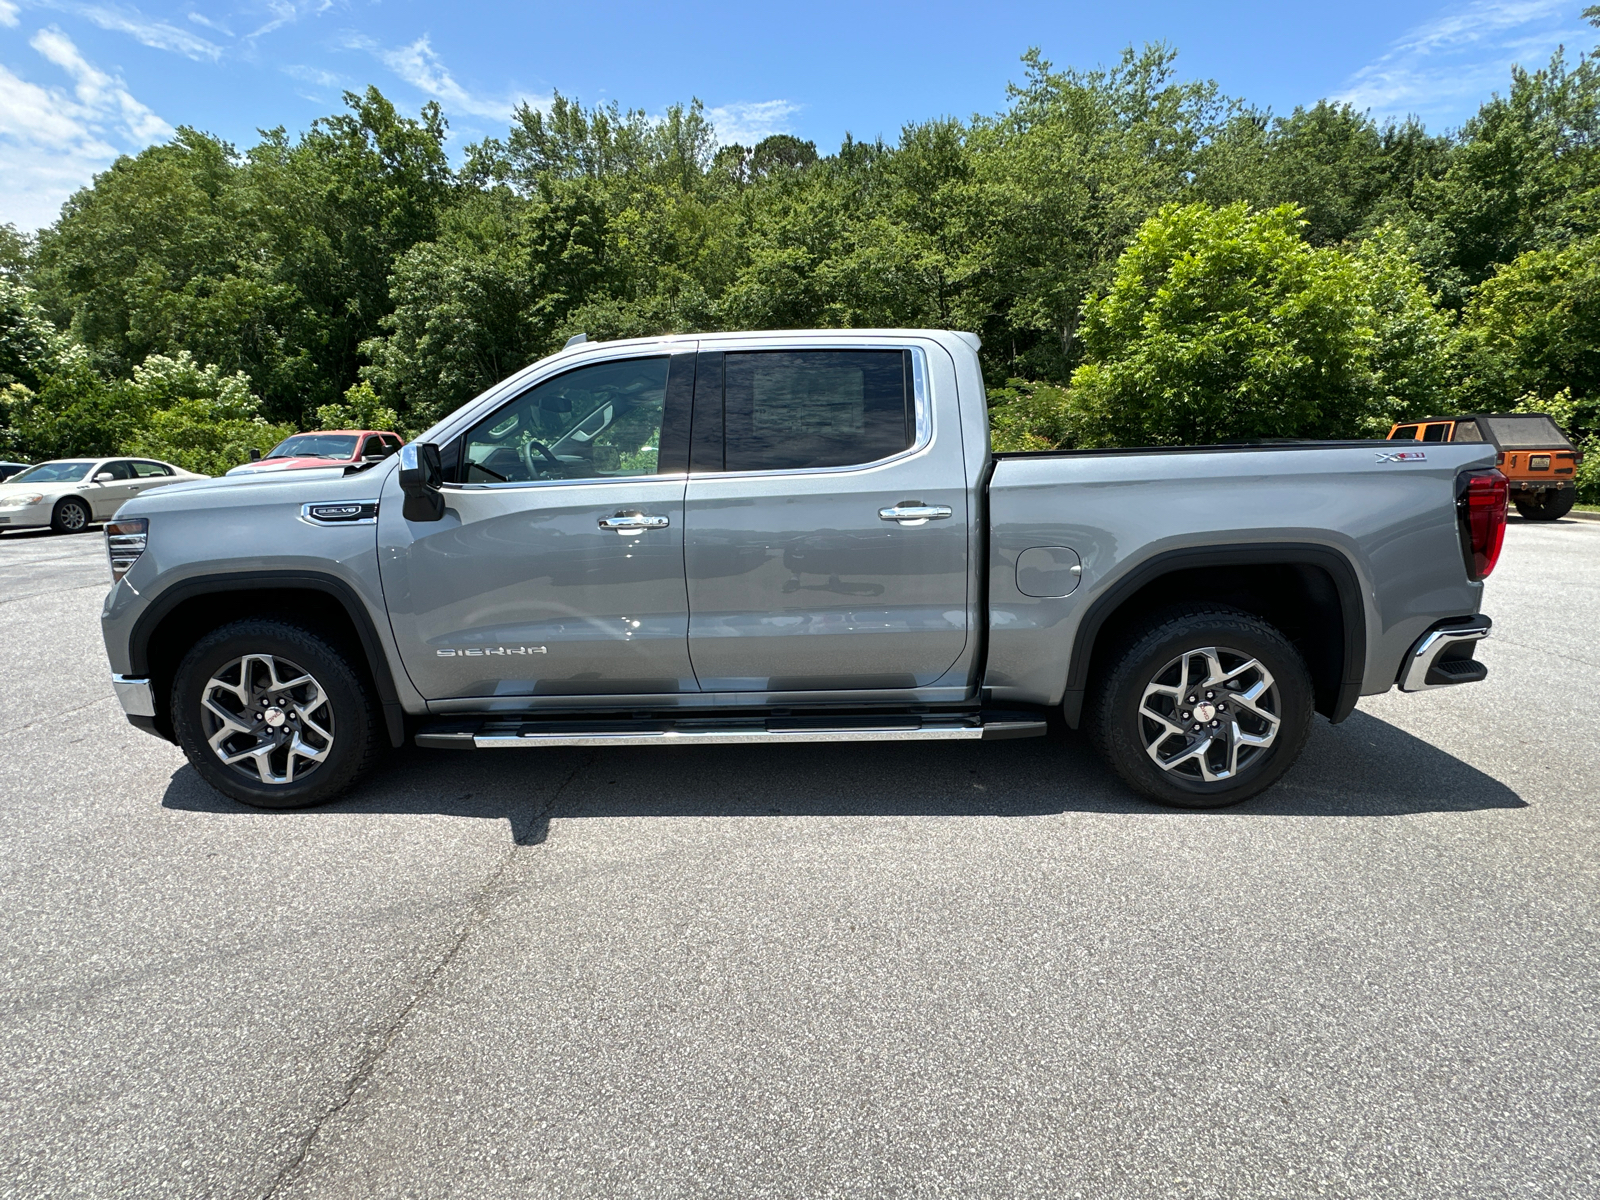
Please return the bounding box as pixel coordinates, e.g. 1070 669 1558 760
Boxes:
398 442 445 522
249 447 262 462
94 471 114 482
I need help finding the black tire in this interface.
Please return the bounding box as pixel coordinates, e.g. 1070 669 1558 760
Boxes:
50 497 92 534
171 619 381 809
1513 489 1575 521
1087 606 1315 809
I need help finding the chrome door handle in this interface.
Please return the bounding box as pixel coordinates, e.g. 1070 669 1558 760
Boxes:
878 504 953 526
598 511 670 532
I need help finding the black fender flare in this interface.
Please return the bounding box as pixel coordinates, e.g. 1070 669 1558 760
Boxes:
1058 542 1367 728
129 571 407 747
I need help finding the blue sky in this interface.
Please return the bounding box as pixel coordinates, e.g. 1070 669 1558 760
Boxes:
1 0 1595 230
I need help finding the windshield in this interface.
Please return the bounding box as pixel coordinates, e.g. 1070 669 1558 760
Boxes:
8 461 96 484
1479 414 1573 450
264 434 360 460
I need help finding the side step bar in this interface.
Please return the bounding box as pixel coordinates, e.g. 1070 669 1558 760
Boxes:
416 711 1048 750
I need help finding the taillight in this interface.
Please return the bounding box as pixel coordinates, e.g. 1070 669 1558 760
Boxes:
106 517 148 582
1456 470 1507 581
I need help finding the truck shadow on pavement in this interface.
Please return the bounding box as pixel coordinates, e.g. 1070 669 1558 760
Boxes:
161 709 1525 843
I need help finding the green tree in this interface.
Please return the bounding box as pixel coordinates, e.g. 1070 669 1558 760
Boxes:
119 352 294 475
1066 202 1384 446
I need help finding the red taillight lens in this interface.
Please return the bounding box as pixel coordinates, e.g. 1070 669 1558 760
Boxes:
1456 470 1507 581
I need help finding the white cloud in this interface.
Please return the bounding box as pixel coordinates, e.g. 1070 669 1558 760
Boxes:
372 35 544 121
1337 0 1592 125
0 27 171 229
76 3 224 60
0 0 21 28
282 62 341 89
186 11 233 37
706 100 802 147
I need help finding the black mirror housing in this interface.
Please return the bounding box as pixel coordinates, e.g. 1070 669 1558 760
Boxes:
249 447 262 461
398 442 446 522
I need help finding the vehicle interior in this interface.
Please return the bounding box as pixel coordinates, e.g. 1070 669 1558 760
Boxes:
461 358 668 484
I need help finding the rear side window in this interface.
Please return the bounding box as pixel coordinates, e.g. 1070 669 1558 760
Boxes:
1391 425 1419 440
720 350 912 473
1451 421 1483 443
131 460 172 477
1421 423 1450 442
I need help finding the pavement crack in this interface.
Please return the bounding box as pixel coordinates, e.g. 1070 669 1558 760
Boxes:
259 750 596 1200
0 694 116 739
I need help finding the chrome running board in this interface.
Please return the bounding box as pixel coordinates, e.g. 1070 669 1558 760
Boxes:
416 712 1047 750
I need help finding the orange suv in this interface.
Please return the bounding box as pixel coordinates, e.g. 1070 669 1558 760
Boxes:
1388 413 1582 521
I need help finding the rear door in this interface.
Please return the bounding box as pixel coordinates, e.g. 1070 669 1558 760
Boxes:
128 460 176 494
378 350 699 702
682 342 970 693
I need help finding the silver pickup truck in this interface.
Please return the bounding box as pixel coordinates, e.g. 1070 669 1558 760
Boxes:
100 329 1508 810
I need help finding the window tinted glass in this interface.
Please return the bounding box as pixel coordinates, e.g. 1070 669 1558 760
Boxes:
1480 414 1572 449
9 461 95 483
722 350 911 472
1421 423 1449 442
131 460 172 477
1390 425 1419 440
462 357 669 483
100 460 135 480
266 434 359 460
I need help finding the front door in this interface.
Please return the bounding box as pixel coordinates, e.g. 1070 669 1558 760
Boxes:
379 351 699 702
683 345 971 692
90 460 139 519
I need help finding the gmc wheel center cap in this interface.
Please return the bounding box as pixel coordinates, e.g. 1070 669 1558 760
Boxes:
264 707 286 728
1193 701 1217 723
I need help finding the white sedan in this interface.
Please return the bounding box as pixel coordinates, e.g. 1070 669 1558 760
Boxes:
0 457 208 535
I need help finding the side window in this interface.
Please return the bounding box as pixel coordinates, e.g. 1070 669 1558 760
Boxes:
131 461 171 477
720 350 913 473
381 435 402 454
1391 425 1420 440
100 460 135 480
1452 421 1483 443
1421 423 1449 442
461 357 670 484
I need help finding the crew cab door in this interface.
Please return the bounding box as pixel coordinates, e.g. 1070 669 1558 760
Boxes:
683 342 970 692
378 350 699 702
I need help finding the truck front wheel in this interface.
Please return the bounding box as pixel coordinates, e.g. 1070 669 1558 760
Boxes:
1088 607 1315 809
171 619 381 809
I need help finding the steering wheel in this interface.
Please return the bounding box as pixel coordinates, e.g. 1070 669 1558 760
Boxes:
518 437 561 478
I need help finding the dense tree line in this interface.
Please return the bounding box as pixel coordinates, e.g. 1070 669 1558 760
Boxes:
2 12 1598 500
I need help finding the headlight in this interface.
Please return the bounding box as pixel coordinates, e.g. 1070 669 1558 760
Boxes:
0 492 44 508
106 517 148 581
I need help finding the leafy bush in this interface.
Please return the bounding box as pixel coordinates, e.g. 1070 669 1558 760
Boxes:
315 381 403 436
119 353 294 476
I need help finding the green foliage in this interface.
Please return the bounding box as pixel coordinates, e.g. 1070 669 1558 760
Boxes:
0 279 65 391
1067 203 1383 446
10 19 1600 460
316 381 402 435
115 351 295 476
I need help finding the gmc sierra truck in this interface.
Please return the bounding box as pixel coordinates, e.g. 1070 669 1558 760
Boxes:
99 330 1507 811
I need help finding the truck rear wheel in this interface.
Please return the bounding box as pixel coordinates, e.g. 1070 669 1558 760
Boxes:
1088 606 1314 809
1513 489 1575 521
171 619 381 809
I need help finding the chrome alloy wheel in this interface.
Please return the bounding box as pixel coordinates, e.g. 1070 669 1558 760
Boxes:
1139 646 1281 783
57 501 88 531
198 653 334 785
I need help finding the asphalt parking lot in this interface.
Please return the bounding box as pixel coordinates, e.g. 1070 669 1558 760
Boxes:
1 519 1596 1199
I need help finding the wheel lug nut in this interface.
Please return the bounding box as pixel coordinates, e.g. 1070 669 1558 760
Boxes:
1210 720 1219 728
1205 691 1214 699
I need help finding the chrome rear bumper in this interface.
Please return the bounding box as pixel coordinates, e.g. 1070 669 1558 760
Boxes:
1398 617 1492 692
